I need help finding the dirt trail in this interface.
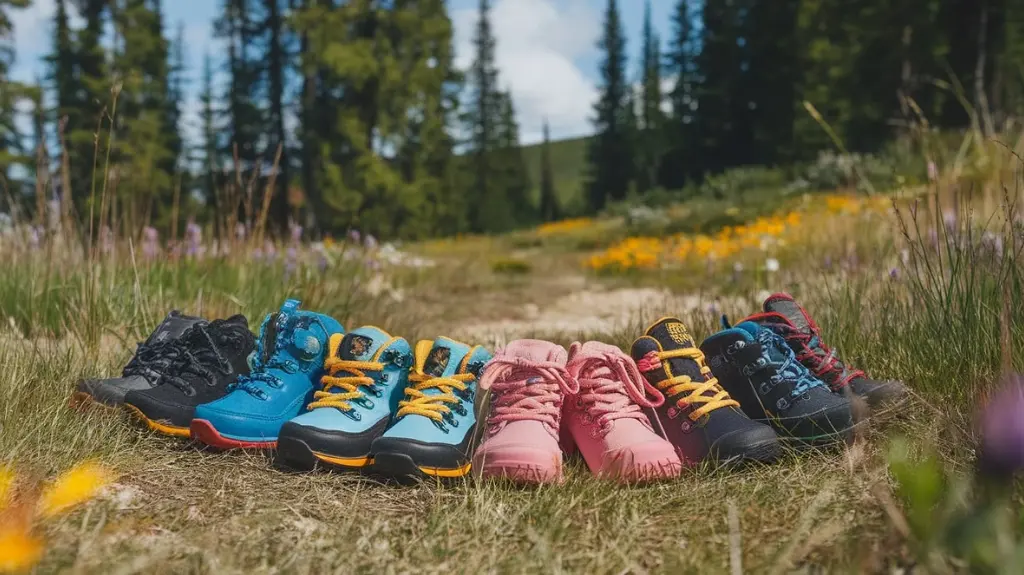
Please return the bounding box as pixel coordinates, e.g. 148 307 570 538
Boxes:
452 281 747 344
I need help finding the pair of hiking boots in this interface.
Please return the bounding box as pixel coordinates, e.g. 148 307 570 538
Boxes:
73 311 256 437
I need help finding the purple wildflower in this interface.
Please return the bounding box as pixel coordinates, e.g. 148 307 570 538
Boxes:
28 226 41 251
285 246 298 275
290 223 303 245
185 220 202 257
943 211 957 231
823 255 832 270
977 375 1024 476
348 229 361 244
888 267 899 279
142 226 159 259
364 234 378 250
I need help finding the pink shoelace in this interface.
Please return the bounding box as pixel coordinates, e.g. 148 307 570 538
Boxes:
479 356 580 432
566 343 665 434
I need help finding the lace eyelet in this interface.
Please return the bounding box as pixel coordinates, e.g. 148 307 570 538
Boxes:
353 397 374 409
667 406 679 420
432 419 449 433
775 397 790 411
343 409 362 421
680 420 693 433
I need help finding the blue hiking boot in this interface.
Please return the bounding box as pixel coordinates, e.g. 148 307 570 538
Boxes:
190 299 344 450
370 337 491 480
699 320 854 447
275 326 413 471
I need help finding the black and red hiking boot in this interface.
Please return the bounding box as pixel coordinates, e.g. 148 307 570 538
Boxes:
742 293 907 408
631 317 781 466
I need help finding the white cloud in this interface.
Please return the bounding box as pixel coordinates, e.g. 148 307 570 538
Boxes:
453 0 600 145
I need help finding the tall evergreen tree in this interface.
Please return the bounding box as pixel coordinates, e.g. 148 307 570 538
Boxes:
693 0 747 173
637 0 665 194
662 0 699 189
263 0 289 233
538 120 559 222
216 0 262 172
585 0 633 211
462 0 510 232
199 53 220 209
0 0 30 184
494 90 533 226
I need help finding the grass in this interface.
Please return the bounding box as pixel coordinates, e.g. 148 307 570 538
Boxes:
4 170 1024 573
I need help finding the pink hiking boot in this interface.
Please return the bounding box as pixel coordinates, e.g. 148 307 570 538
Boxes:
563 341 682 483
474 339 579 484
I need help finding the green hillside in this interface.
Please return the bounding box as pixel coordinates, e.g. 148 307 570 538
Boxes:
520 135 591 212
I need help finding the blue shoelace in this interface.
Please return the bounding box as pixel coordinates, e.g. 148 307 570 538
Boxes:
755 328 826 398
229 315 333 399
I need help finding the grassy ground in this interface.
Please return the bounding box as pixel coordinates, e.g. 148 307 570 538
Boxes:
2 179 1023 573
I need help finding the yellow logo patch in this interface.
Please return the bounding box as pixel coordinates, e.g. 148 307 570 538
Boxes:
665 322 691 344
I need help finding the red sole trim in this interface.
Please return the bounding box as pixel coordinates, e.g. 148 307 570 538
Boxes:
189 419 278 450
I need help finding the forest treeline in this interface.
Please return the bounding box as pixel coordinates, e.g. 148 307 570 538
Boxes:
0 0 1020 239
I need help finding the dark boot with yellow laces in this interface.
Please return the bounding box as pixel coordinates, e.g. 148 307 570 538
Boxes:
370 337 492 481
631 317 781 466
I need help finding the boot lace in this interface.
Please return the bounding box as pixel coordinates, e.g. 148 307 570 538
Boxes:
479 356 580 433
161 323 241 395
773 322 864 388
636 347 739 421
397 371 477 432
307 334 385 417
566 344 664 435
123 339 186 383
753 329 826 401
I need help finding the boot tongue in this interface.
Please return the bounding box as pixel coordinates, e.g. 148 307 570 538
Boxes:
337 327 391 361
640 317 707 384
763 293 814 333
415 337 472 379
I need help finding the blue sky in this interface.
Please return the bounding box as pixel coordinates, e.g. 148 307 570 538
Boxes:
9 0 675 145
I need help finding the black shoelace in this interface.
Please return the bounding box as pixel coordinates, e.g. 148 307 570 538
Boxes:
122 339 188 383
160 324 242 395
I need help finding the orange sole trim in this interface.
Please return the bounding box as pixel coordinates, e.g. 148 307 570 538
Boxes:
189 419 278 450
419 461 472 478
312 452 373 468
124 404 191 438
69 391 119 413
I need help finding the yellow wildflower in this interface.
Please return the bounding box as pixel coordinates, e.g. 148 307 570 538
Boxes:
0 521 43 574
38 461 113 519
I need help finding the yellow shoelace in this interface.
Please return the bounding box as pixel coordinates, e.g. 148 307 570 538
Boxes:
655 348 739 420
396 372 474 421
307 355 385 411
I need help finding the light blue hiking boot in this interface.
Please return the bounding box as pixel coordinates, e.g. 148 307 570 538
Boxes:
275 326 412 471
190 299 344 449
370 337 491 480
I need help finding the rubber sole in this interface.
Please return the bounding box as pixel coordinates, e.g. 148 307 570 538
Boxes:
275 435 373 472
189 419 277 450
69 391 120 413
715 438 784 468
372 451 472 482
124 404 191 438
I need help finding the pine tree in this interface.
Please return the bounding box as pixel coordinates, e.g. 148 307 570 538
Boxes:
263 0 289 234
585 0 633 211
166 21 186 174
199 53 220 209
495 90 533 226
743 0 800 164
538 120 559 222
694 0 747 173
66 0 109 215
662 0 699 189
462 0 510 232
217 0 262 172
0 0 30 183
637 0 665 194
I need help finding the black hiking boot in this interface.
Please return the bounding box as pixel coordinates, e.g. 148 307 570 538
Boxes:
73 310 206 409
124 315 255 437
631 317 781 466
699 320 855 447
